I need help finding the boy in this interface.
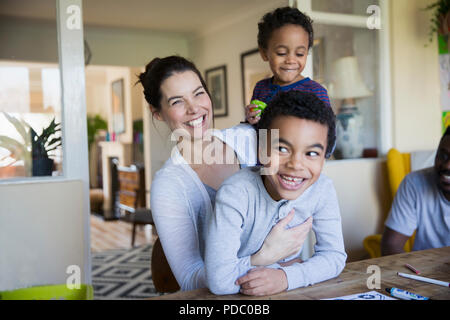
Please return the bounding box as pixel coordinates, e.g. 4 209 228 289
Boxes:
205 91 346 296
245 6 331 125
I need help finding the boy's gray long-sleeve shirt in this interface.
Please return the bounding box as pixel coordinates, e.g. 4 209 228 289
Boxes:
205 167 347 295
150 124 257 291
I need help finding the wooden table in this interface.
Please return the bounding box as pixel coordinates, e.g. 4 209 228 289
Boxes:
151 247 450 300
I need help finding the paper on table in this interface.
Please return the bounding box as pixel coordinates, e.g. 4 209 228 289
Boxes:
322 291 396 300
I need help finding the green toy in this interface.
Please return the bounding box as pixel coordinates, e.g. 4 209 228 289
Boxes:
250 99 267 117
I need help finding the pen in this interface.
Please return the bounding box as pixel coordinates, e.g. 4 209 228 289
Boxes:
397 272 450 287
386 287 430 300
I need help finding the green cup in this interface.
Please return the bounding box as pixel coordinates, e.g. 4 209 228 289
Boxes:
250 99 267 117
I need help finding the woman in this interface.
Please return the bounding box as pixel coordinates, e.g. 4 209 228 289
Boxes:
138 56 310 291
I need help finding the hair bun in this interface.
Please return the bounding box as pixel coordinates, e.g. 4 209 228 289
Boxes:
146 57 161 73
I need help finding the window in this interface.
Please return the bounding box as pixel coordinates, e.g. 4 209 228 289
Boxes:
0 7 64 179
312 0 379 16
293 0 390 159
0 63 63 179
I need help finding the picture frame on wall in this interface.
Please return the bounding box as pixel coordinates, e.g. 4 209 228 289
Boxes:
111 78 125 135
205 65 228 118
240 48 273 106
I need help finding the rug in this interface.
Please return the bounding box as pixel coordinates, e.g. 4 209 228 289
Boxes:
91 244 163 300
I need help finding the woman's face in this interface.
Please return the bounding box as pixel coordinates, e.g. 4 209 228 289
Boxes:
153 71 212 139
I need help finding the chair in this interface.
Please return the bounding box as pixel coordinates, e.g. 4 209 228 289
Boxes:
115 161 153 247
363 148 416 258
115 160 179 293
151 238 180 293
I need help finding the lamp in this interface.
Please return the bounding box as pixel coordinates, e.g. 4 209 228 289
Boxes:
329 56 373 159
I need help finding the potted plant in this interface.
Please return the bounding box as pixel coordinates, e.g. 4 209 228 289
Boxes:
425 0 450 131
31 118 62 176
426 0 450 46
0 112 62 177
87 114 107 152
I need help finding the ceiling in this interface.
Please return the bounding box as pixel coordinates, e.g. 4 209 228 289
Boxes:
0 0 286 34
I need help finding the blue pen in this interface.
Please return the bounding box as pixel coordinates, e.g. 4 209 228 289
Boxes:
385 287 430 300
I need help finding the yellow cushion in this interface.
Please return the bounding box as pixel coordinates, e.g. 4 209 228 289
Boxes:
363 234 382 258
386 149 411 199
363 148 415 258
363 232 416 259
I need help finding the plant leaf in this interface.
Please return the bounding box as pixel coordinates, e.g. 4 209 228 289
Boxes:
1 112 30 144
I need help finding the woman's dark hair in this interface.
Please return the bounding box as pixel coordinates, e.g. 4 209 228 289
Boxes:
442 126 450 139
136 55 210 111
258 6 314 50
257 90 336 159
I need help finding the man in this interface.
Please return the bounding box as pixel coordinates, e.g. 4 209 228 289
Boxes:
381 127 450 256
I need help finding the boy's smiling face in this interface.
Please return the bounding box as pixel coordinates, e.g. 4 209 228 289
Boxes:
261 115 328 201
260 24 309 87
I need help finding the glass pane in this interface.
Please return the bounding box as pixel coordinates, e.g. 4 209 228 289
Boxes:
0 5 63 179
312 24 379 159
312 0 379 16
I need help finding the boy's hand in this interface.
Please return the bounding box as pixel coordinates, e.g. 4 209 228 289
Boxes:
251 210 313 266
244 103 261 125
236 268 288 296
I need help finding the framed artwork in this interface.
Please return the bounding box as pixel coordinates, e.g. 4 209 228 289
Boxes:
111 78 125 134
205 65 228 118
240 48 272 106
312 38 325 85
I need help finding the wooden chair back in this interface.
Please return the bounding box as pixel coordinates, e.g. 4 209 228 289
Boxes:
116 164 146 213
115 161 180 293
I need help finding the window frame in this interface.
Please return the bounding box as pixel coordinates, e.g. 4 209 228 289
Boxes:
290 0 392 156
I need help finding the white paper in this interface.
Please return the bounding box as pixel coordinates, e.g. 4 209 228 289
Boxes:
322 291 396 300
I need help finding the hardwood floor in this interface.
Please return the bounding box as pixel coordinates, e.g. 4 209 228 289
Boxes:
90 214 156 252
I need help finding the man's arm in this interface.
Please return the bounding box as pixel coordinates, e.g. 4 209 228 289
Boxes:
382 174 418 256
381 226 410 256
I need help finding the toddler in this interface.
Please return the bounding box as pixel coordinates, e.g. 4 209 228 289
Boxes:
246 6 331 124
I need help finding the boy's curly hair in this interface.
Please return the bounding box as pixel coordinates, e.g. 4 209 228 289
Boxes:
257 91 336 159
258 6 314 50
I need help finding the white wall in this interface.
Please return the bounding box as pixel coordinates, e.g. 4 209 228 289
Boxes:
188 0 287 130
323 159 391 261
390 0 442 151
0 180 84 291
0 16 190 67
85 66 109 121
143 99 175 207
85 25 189 67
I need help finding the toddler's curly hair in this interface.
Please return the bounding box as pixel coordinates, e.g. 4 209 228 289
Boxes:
258 6 314 50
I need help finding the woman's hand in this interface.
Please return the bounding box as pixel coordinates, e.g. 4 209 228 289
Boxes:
250 209 313 266
244 103 261 125
236 268 288 296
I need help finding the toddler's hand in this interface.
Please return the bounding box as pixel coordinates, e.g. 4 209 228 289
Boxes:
244 103 261 125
